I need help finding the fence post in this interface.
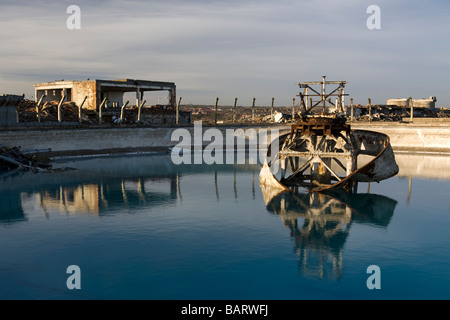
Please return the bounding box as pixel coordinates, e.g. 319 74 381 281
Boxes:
176 97 182 124
409 96 413 122
292 98 296 121
78 96 87 123
271 97 274 122
137 100 146 122
233 98 237 123
214 97 219 125
120 101 129 123
252 97 256 123
350 98 354 122
57 94 66 123
98 98 107 124
36 94 46 123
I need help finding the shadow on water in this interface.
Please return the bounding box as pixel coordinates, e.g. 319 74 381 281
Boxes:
262 187 397 280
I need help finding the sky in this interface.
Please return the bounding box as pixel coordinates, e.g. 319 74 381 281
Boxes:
0 0 449 107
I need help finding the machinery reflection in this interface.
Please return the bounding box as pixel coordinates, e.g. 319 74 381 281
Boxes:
262 186 397 280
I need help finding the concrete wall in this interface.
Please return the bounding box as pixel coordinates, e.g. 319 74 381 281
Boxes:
0 125 289 155
0 106 17 126
386 97 436 108
351 123 450 153
72 81 97 110
1 123 449 157
0 95 22 127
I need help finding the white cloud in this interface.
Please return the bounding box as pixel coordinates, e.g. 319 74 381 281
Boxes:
0 0 449 106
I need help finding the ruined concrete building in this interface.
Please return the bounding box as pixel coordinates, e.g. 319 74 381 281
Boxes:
387 96 437 108
34 79 177 110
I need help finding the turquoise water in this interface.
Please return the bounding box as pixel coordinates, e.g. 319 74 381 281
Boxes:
0 153 449 300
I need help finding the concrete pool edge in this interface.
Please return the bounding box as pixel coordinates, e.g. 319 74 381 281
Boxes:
1 122 449 160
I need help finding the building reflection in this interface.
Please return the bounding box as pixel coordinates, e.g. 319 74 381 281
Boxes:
262 187 397 280
36 176 180 217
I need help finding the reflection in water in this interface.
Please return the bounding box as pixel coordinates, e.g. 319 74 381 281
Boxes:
0 190 27 224
0 161 181 223
35 177 179 218
0 155 258 223
1 152 448 281
32 175 179 217
263 188 397 280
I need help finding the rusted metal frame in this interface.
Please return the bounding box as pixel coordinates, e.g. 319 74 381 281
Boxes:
300 81 347 86
316 156 342 182
320 85 343 110
313 135 327 153
279 149 352 158
285 155 314 180
302 85 321 96
289 157 296 173
305 99 325 114
298 92 306 116
332 157 348 172
327 132 350 153
282 126 300 151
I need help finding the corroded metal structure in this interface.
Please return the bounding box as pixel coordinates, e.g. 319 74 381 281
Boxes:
260 77 399 193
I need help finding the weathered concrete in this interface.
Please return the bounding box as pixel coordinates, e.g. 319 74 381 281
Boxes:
351 122 450 154
0 94 22 127
0 124 289 158
0 121 449 159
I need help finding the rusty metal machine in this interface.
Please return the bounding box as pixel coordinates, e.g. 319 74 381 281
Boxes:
260 76 399 194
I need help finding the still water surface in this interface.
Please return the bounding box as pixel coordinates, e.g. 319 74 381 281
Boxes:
0 152 449 300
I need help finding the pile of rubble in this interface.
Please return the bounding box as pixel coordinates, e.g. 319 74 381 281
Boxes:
348 105 450 122
17 99 81 122
0 145 51 172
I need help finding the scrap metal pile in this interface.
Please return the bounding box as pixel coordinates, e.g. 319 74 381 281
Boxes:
0 145 74 173
0 145 51 172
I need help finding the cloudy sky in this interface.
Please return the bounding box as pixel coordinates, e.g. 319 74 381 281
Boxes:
0 0 449 107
